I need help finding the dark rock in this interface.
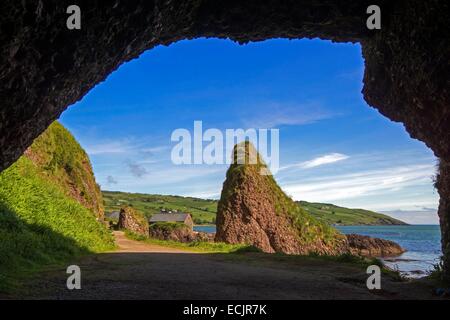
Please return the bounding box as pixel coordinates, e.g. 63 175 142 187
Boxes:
193 231 215 242
346 234 405 257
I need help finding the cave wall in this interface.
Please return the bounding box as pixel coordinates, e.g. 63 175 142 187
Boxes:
0 0 449 278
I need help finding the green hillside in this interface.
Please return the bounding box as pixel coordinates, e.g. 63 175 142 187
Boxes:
103 191 406 226
298 201 407 226
0 122 114 292
103 191 217 224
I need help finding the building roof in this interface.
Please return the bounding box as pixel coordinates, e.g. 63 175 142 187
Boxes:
149 213 190 223
106 211 120 220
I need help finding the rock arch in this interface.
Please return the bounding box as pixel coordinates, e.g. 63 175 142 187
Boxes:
0 0 448 279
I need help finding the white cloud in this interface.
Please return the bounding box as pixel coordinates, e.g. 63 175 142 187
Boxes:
280 153 349 171
85 139 137 155
380 209 439 225
183 191 221 199
241 102 336 128
85 138 169 157
140 146 170 154
282 164 435 203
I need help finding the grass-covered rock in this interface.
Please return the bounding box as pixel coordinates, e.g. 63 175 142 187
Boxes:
216 142 347 255
0 122 114 292
24 122 104 218
118 206 149 236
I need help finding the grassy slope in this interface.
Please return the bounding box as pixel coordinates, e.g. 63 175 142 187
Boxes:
26 122 104 217
298 201 407 226
0 123 115 292
103 191 406 226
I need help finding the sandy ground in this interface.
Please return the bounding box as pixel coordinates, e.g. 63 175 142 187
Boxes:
13 231 440 300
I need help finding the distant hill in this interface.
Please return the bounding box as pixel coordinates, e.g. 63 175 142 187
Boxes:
0 122 114 291
103 191 406 226
103 191 217 224
297 201 407 226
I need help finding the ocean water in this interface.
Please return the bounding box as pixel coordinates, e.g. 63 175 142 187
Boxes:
194 225 442 278
336 225 442 278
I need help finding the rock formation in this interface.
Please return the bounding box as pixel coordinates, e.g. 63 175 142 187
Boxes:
149 222 194 242
23 122 104 218
118 206 149 236
346 234 405 257
216 142 406 258
215 142 348 255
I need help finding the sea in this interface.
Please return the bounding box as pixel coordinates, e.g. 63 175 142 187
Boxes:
193 224 442 278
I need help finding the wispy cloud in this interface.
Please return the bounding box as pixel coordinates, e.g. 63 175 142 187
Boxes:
140 146 170 155
85 139 138 155
84 137 170 158
282 164 435 203
241 102 336 128
380 209 439 225
280 153 349 171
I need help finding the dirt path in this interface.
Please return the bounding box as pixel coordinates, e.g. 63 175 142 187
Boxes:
16 231 438 300
111 231 193 254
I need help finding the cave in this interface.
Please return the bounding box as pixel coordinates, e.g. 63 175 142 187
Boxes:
0 1 448 279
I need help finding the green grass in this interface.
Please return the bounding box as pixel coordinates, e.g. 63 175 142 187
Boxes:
28 122 104 217
0 155 115 292
149 221 187 232
125 230 259 253
298 201 407 226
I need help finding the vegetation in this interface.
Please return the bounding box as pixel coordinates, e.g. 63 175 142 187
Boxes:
120 206 149 229
0 122 115 292
26 121 104 217
219 141 345 251
103 191 403 226
103 191 217 224
149 221 188 232
125 230 259 253
298 201 407 226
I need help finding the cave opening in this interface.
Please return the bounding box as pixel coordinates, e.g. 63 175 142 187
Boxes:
0 1 448 285
53 37 441 277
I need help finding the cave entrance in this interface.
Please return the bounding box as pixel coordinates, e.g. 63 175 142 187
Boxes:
58 37 441 277
0 1 447 282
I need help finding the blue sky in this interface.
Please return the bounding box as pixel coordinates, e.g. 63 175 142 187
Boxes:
60 38 439 224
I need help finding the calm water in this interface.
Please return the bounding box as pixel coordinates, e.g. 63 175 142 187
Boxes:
194 225 442 278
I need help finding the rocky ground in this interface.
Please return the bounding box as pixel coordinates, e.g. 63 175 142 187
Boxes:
8 231 440 300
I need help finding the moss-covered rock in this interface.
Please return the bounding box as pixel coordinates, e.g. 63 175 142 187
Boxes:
118 206 149 236
24 122 104 218
215 142 348 255
149 222 194 242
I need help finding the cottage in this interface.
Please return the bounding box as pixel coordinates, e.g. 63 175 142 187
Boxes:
105 211 120 220
149 212 194 231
